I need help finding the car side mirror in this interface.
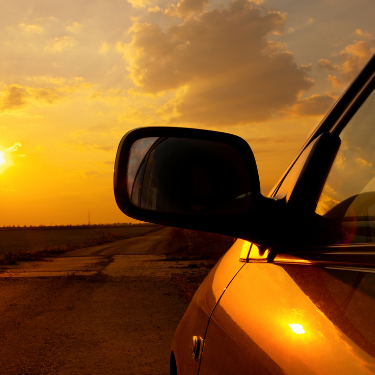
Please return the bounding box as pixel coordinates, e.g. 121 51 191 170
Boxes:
114 127 282 245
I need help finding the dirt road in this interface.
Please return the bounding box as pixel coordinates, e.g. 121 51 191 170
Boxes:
0 228 208 374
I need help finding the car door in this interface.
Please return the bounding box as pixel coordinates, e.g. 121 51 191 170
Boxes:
199 59 375 374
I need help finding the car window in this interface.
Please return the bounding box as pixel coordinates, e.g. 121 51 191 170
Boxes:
315 87 375 244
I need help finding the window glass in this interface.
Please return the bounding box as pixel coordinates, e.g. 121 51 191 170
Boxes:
316 88 375 244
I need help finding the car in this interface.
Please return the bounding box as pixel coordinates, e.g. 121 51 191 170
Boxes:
113 53 375 374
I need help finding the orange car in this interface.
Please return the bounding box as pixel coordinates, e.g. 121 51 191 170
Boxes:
114 53 375 374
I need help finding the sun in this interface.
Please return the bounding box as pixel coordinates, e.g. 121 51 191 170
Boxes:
0 151 6 166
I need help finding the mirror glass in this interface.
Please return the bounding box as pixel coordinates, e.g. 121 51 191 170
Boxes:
127 137 252 214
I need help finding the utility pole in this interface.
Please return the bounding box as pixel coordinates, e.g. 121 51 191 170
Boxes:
88 210 90 226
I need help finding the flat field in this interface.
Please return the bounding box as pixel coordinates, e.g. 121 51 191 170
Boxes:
0 227 236 373
0 225 161 255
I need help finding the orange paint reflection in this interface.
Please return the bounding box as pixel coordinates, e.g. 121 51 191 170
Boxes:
239 241 251 261
212 262 375 374
288 323 305 335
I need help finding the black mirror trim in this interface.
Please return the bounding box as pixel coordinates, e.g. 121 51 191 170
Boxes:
114 126 266 240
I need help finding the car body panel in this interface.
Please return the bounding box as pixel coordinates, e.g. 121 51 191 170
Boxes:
171 240 246 374
110 53 375 374
200 259 375 374
172 55 375 374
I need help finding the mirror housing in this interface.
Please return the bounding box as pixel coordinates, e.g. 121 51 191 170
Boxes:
114 127 282 245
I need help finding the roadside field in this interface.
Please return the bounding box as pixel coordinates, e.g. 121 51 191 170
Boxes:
0 225 161 255
0 226 237 373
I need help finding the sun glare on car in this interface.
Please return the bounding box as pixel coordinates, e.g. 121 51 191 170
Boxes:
0 151 6 167
288 323 305 335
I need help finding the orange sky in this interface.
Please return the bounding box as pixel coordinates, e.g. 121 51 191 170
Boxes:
1 0 375 226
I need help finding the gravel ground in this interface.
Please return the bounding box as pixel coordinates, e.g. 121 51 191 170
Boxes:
0 227 220 374
0 274 190 375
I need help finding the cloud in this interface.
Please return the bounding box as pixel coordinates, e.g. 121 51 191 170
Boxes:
165 0 209 18
327 75 342 88
30 88 61 104
262 41 287 54
94 145 115 152
116 41 127 54
306 17 314 25
244 134 307 155
246 134 305 145
317 59 337 71
0 143 22 175
63 142 115 152
0 84 61 113
292 94 336 116
325 40 375 88
338 41 375 80
0 85 28 112
27 76 67 86
66 22 83 34
45 36 77 53
127 0 151 8
19 23 44 35
355 29 373 38
99 42 110 53
124 0 313 125
8 142 22 152
148 5 163 13
355 157 372 168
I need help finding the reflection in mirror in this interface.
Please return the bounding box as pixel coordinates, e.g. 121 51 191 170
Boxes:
127 137 252 215
127 137 158 194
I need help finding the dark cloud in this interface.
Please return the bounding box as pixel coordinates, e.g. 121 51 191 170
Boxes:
88 124 114 132
245 134 306 145
94 145 115 152
293 94 336 116
165 0 209 18
126 0 313 125
0 84 61 112
33 88 61 104
66 142 115 152
0 84 28 112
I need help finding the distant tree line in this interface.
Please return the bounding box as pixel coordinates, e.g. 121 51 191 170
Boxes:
0 223 157 231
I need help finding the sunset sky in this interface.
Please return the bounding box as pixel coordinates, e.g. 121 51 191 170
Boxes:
1 0 375 226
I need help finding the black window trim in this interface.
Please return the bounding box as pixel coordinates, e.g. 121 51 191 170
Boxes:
268 54 375 264
272 242 375 268
271 53 375 198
